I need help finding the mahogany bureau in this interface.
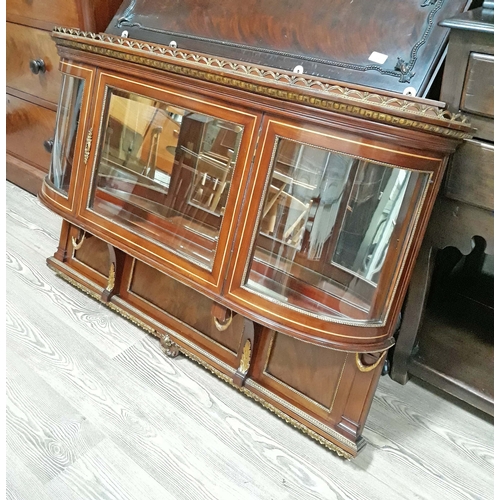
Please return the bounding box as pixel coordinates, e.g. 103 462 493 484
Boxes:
38 0 474 457
6 0 122 194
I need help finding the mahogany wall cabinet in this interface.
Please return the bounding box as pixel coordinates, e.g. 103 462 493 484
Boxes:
39 24 472 458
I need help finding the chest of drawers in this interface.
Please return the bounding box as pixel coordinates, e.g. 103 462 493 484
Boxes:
6 0 122 194
391 5 494 415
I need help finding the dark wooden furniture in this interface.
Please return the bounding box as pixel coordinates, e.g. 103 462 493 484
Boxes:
38 0 473 458
6 0 122 195
391 5 494 416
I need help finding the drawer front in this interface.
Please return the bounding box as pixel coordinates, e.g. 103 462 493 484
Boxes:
7 23 63 105
6 0 80 30
444 139 494 211
6 94 56 172
461 52 494 119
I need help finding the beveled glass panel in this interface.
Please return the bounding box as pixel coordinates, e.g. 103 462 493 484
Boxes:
244 138 428 322
90 88 243 270
49 75 85 194
332 164 412 282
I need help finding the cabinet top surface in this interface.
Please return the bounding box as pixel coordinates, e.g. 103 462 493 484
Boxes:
105 0 470 96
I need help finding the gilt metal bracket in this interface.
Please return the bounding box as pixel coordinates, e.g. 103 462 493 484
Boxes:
355 352 386 373
160 333 180 358
84 128 93 164
71 230 87 250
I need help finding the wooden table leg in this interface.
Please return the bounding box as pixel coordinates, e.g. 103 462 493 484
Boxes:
390 241 436 385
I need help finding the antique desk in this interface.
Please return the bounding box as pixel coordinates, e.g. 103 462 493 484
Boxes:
391 4 494 416
38 0 473 457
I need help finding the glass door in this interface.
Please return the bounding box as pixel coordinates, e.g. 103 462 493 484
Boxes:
41 62 95 214
227 117 437 338
78 72 261 291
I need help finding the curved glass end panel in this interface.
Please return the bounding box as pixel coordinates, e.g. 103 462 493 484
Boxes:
89 88 243 270
244 139 429 323
48 75 85 195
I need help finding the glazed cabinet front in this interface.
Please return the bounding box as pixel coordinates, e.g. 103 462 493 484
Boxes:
226 117 440 348
40 62 446 351
76 71 261 293
40 61 95 213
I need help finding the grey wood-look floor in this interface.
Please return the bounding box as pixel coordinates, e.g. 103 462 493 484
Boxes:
6 181 494 500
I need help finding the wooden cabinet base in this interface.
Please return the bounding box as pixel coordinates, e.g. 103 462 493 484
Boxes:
46 221 389 458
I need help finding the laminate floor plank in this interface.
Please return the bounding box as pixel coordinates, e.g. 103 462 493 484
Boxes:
6 239 145 358
114 335 395 500
365 380 493 491
6 285 325 500
6 444 56 500
45 439 177 500
169 339 494 500
6 182 495 500
6 181 61 256
6 350 105 484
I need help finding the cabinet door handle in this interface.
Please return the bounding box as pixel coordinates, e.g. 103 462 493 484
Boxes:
29 59 46 75
355 352 385 373
43 139 54 153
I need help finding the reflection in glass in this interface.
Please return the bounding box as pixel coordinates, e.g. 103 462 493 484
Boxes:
90 89 243 270
49 75 85 194
245 139 428 322
332 164 411 282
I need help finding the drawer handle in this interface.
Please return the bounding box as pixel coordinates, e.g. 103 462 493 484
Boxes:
43 139 54 153
29 59 46 75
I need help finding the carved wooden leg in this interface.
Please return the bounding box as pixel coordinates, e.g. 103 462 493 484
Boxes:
232 318 255 388
160 334 180 358
53 220 73 262
390 241 436 384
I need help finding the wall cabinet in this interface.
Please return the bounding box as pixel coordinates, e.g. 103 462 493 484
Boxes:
39 25 471 458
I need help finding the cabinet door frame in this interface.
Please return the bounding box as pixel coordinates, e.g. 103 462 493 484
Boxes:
76 69 262 294
225 114 443 347
40 60 96 215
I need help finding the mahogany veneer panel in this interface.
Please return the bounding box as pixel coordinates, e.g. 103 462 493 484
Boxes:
7 0 80 31
6 154 47 195
107 0 470 94
6 94 55 174
7 23 63 105
266 332 347 409
444 139 494 211
74 235 111 277
7 0 123 32
129 260 244 354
